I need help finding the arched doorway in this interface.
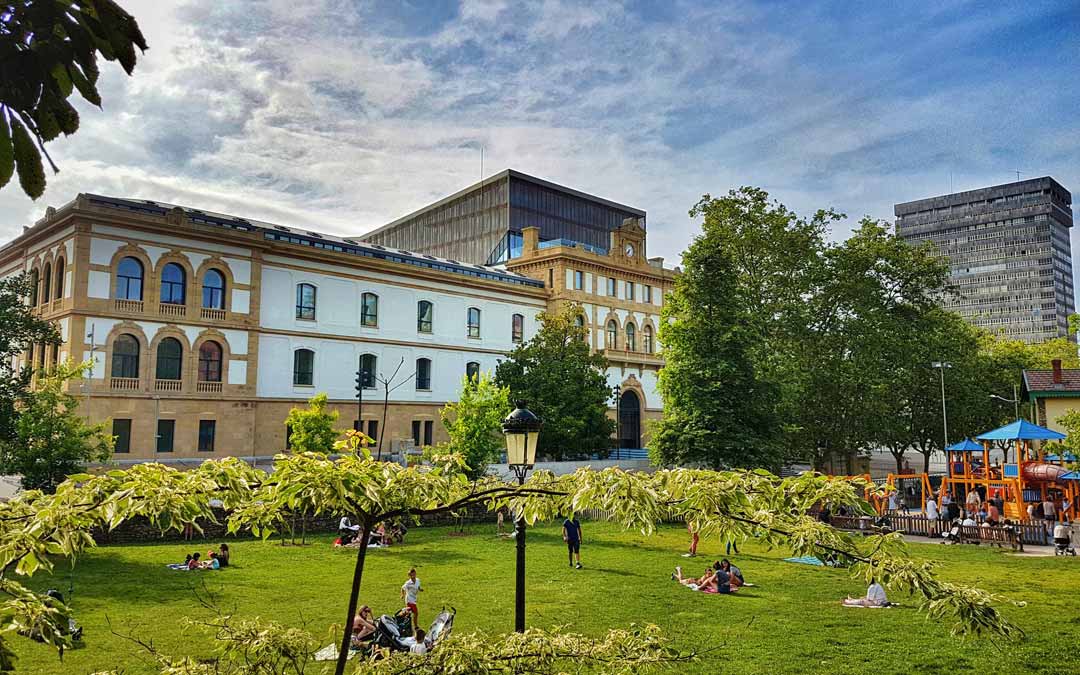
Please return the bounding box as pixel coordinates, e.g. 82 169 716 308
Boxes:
619 390 640 449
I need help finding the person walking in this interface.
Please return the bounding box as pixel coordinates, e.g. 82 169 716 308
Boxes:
400 568 423 633
563 514 583 569
684 521 699 557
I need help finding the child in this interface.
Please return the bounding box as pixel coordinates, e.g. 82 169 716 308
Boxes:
400 568 422 632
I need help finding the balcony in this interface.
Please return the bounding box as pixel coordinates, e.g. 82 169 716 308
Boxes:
599 348 664 366
50 298 63 312
159 302 186 318
155 379 182 392
201 307 226 321
110 377 140 391
197 381 223 394
114 299 144 313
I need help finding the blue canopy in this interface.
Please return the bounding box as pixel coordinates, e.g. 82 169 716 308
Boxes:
976 419 1066 441
945 438 983 452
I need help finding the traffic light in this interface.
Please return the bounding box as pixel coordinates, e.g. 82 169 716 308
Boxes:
355 371 364 395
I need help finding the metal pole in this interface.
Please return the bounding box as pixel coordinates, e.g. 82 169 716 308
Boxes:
1012 383 1020 421
514 438 527 633
355 357 364 433
613 386 620 460
939 367 949 450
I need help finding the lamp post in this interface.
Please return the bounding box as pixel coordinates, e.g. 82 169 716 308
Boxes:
502 400 542 634
353 358 367 434
612 385 621 460
931 362 952 450
990 384 1022 421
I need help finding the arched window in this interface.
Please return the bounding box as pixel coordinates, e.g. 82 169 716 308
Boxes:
115 257 144 300
511 313 524 343
54 258 64 299
112 334 140 378
155 337 183 380
466 361 480 381
198 341 223 382
361 292 379 327
202 269 226 309
28 269 39 305
360 353 377 388
293 348 314 386
606 320 618 349
417 300 433 333
643 325 653 354
467 307 481 339
296 283 317 320
41 263 52 303
625 323 636 352
415 357 432 390
160 263 186 305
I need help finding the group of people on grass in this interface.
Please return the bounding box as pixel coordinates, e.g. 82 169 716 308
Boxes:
672 558 746 594
337 516 407 547
178 543 230 570
350 567 430 655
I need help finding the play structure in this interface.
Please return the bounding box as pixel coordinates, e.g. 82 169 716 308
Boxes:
877 420 1079 522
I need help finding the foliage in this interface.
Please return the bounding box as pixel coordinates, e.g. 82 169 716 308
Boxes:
494 306 614 460
0 273 59 444
440 374 511 479
1043 408 1080 461
0 1 146 199
0 360 112 492
283 394 341 454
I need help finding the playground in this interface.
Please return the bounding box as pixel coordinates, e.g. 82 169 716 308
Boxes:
16 520 1080 675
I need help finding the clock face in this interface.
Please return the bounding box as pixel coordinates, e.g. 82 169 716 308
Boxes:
624 243 635 257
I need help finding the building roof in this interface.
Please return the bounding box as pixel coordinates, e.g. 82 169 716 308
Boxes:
976 419 1066 441
894 176 1071 216
1022 369 1080 395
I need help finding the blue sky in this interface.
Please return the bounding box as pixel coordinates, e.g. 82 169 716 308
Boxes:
1 0 1078 265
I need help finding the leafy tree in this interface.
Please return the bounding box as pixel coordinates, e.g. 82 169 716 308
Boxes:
494 306 614 460
440 373 511 479
0 273 59 444
283 394 340 453
0 360 112 492
0 1 147 199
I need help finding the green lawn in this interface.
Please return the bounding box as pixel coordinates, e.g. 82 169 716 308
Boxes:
15 521 1080 674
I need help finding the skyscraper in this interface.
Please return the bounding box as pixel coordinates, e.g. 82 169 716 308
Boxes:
895 177 1075 343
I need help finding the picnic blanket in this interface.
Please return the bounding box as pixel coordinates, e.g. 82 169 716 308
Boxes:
783 556 824 566
314 644 360 662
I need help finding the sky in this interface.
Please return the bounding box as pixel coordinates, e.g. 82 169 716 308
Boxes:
2 0 1078 266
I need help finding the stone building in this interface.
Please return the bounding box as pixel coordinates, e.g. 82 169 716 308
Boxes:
0 174 675 462
895 177 1075 343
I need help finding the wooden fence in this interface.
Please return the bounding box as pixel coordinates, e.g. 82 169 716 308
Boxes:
828 513 1052 547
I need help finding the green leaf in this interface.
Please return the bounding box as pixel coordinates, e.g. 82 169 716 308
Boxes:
68 64 102 107
49 63 74 97
0 117 13 189
10 118 46 200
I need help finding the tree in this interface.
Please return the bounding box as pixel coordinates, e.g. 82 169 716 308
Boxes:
494 306 614 460
0 360 112 491
0 1 147 199
283 394 340 453
440 373 511 479
0 273 59 444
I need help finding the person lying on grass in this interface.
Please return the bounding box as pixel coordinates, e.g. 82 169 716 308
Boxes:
842 581 888 607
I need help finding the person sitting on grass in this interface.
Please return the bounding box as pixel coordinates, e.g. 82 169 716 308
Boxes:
218 543 230 567
198 552 220 570
671 565 716 592
408 628 428 655
351 606 377 645
715 559 745 588
842 580 888 607
187 552 201 570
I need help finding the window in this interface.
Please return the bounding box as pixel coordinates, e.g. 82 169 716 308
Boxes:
512 313 524 343
548 269 554 287
424 420 433 446
28 269 39 305
366 420 378 443
42 263 51 303
607 277 616 296
155 337 183 380
36 342 45 370
626 323 636 352
54 258 64 299
296 283 317 320
116 257 144 300
49 343 58 370
626 281 635 301
202 269 226 309
416 357 432 390
112 334 140 378
112 419 132 454
466 361 480 380
156 419 175 453
361 292 379 327
360 353 377 388
160 263 186 305
643 325 653 354
606 320 618 349
467 307 481 338
417 300 433 333
198 341 223 382
293 348 314 386
198 420 216 452
644 285 652 303
574 270 583 290
412 420 422 446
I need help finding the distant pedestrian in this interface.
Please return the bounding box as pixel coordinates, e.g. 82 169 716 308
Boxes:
563 514 583 569
685 521 699 557
725 537 739 556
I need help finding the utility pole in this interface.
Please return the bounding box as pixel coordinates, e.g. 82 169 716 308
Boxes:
932 362 952 450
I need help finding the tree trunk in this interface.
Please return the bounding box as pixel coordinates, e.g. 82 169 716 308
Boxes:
335 518 372 675
922 451 931 474
891 450 904 474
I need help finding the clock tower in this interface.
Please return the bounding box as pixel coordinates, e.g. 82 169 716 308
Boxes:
610 217 646 265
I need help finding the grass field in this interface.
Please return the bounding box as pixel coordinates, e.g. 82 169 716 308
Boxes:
14 521 1080 674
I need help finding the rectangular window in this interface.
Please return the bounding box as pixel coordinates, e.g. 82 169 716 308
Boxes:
512 314 524 343
156 419 175 453
113 419 132 454
607 277 616 296
574 270 583 290
412 420 422 446
467 307 481 339
198 420 216 452
361 292 379 327
424 420 434 446
644 285 652 303
626 281 635 301
548 269 554 287
366 420 378 443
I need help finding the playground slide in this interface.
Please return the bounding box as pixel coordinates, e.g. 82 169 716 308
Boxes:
1022 463 1070 482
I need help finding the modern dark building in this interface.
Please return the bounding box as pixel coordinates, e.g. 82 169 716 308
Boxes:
895 177 1075 343
361 169 646 265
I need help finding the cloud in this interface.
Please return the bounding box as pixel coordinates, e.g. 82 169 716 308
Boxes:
1 0 1077 281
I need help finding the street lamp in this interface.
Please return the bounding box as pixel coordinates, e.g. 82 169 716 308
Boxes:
502 400 542 634
989 383 1021 421
931 362 952 450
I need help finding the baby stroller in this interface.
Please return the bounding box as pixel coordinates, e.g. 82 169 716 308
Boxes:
370 607 456 655
941 521 963 545
1054 525 1077 556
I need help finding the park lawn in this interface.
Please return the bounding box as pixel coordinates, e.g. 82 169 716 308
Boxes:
13 521 1080 675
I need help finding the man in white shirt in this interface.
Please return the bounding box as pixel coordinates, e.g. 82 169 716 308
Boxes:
842 581 888 607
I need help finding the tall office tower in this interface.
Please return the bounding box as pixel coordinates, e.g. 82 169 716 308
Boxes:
895 177 1075 343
